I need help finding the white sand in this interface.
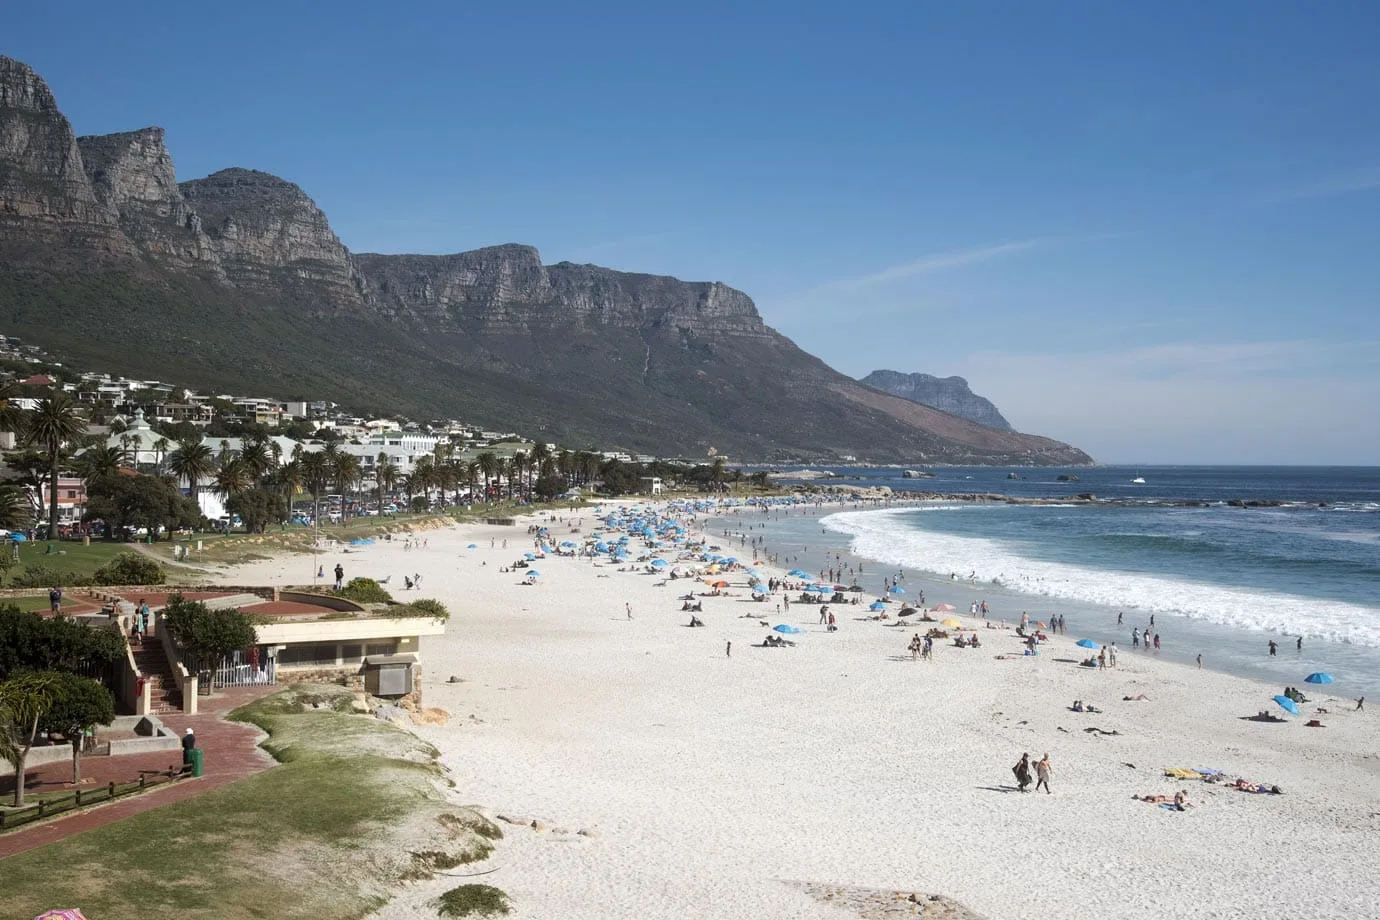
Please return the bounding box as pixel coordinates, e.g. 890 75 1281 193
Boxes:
217 510 1380 920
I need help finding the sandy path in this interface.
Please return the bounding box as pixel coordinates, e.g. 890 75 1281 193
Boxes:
215 507 1380 920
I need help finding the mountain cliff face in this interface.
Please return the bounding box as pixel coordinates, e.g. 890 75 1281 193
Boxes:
860 370 1014 431
0 55 1092 464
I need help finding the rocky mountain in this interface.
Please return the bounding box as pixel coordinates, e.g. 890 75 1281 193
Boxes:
860 370 1013 431
0 56 1091 465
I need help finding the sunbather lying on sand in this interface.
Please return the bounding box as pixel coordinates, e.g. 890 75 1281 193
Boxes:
1123 694 1151 701
1233 780 1282 794
1134 791 1191 810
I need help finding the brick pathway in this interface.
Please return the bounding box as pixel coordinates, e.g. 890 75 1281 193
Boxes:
0 686 278 860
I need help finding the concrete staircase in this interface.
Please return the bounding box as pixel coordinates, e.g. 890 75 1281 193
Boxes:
131 640 183 714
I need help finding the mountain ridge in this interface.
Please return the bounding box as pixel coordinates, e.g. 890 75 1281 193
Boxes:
0 56 1091 465
859 370 1014 431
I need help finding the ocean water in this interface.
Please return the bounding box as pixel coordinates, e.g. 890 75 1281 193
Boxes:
724 466 1380 697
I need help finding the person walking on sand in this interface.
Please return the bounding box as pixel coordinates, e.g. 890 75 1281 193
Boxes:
1109 642 1118 667
726 641 731 658
1013 753 1032 792
1035 754 1052 794
626 603 633 620
1197 653 1203 669
1357 697 1365 711
334 563 344 591
820 606 828 625
1098 647 1107 670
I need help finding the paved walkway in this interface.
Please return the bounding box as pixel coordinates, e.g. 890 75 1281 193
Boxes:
0 686 278 860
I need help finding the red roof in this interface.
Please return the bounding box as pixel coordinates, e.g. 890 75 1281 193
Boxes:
22 373 54 386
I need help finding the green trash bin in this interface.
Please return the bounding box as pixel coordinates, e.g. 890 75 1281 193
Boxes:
186 747 204 777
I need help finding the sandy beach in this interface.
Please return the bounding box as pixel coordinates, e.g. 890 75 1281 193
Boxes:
214 505 1380 920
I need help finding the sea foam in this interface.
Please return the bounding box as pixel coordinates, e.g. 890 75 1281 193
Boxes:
822 507 1380 648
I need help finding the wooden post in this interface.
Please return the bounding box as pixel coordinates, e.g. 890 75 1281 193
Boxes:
75 789 82 806
109 781 116 798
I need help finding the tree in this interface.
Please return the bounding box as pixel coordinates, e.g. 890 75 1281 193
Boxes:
0 483 32 532
153 436 171 472
298 451 330 525
238 437 274 483
376 455 399 514
213 457 253 502
77 444 131 484
0 607 125 681
476 452 497 501
92 552 166 586
160 594 259 683
533 471 567 501
0 671 60 805
225 488 287 534
84 473 200 541
167 439 215 502
37 671 115 784
0 381 25 438
24 394 85 537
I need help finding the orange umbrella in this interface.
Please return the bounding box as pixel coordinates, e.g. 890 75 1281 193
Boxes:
709 580 729 588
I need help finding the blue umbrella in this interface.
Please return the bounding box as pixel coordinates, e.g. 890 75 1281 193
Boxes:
1304 672 1334 684
467 544 478 549
523 552 536 560
526 570 541 577
1075 638 1099 649
751 584 769 594
1272 695 1299 716
888 586 905 595
11 533 26 542
650 558 668 567
773 624 803 634
788 569 810 578
869 601 886 611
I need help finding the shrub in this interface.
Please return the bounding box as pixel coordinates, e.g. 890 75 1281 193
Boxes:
335 577 392 604
384 598 449 621
11 565 86 588
436 884 510 917
92 552 166 586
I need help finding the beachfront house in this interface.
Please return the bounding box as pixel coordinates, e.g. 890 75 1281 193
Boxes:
640 477 664 495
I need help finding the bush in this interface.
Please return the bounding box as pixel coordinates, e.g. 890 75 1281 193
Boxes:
385 598 450 621
92 552 166 586
11 565 78 588
436 884 510 917
335 577 393 604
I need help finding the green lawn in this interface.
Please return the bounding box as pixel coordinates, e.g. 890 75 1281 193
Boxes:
0 684 503 920
0 540 133 586
1 595 84 613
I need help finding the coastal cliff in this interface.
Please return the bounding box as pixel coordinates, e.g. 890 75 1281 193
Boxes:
0 55 1091 464
860 370 1014 430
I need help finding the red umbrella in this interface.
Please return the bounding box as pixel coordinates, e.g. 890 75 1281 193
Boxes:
36 911 89 920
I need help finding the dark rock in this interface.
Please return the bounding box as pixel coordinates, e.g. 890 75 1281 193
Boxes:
860 369 1014 430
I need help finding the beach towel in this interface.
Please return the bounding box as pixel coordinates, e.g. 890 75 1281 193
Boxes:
1163 768 1204 779
1158 803 1184 812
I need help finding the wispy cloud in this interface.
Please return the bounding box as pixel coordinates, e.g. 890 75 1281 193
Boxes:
822 239 1044 291
1262 166 1380 204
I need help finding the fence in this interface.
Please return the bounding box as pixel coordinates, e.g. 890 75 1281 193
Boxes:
0 764 190 832
211 648 277 689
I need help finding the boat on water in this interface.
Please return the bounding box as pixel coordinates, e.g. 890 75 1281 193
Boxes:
1131 474 1146 484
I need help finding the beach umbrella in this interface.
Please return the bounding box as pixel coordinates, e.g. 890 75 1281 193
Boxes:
523 552 536 560
526 570 541 577
869 601 886 611
560 541 576 548
788 569 810 578
751 584 769 595
1075 639 1100 649
773 624 803 634
934 603 955 612
708 580 729 588
1272 695 1299 716
467 544 478 550
1304 672 1334 684
34 911 89 920
941 617 963 629
888 586 905 595
11 533 27 542
650 558 668 567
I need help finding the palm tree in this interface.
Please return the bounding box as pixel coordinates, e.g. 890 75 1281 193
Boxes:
167 439 215 503
476 452 497 502
400 472 418 512
274 460 303 519
465 461 480 504
0 671 60 806
0 484 32 532
213 457 253 502
512 451 528 501
0 382 24 438
710 457 727 492
153 436 170 473
25 395 85 537
77 444 130 484
298 451 330 525
239 438 274 484
376 457 399 514
413 455 435 507
333 453 362 513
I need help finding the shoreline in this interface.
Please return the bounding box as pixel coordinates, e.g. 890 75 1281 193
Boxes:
207 501 1379 920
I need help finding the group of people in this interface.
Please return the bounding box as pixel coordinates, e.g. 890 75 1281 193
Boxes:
1013 752 1053 793
907 633 934 661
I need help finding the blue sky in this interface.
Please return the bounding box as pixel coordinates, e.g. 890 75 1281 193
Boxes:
8 1 1379 464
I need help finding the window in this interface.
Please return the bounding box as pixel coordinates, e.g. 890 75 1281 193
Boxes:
365 642 396 658
277 644 339 667
341 644 363 663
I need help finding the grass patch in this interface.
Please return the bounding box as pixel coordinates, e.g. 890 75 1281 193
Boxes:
1 540 134 586
0 683 492 920
436 884 511 917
